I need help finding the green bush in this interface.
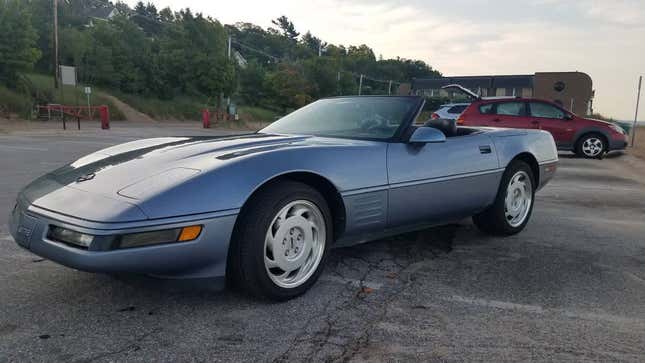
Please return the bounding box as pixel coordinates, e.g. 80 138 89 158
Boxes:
0 85 33 118
238 106 280 122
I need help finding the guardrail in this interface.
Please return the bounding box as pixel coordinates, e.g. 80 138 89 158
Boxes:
37 105 110 130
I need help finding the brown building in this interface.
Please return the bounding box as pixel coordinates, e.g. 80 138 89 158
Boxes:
410 71 594 116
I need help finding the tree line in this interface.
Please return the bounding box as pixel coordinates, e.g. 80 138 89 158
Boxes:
0 0 442 113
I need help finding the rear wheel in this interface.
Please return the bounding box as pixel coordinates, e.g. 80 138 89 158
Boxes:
473 160 535 236
575 133 606 158
227 181 331 301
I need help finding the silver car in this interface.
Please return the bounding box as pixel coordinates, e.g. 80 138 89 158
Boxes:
9 96 558 300
431 103 470 120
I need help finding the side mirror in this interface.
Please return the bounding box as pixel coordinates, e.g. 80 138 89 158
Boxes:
409 127 446 144
564 113 573 120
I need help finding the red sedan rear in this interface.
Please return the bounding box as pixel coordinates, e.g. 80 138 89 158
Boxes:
458 97 628 158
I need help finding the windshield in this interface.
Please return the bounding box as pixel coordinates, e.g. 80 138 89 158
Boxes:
260 97 419 140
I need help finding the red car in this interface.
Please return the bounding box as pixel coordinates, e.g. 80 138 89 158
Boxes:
457 97 628 158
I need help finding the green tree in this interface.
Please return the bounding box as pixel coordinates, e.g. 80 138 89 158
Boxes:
265 64 311 111
26 0 53 73
300 31 326 56
271 15 299 41
239 61 268 106
0 0 41 86
303 57 337 98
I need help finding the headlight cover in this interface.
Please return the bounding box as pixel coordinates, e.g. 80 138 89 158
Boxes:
117 225 202 249
48 226 94 248
47 225 202 250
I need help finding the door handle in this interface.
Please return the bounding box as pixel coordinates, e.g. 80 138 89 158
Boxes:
492 118 501 122
531 120 539 125
479 145 492 154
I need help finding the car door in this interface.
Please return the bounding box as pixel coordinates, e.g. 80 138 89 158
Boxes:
464 102 496 126
387 133 501 228
527 101 575 147
490 101 535 129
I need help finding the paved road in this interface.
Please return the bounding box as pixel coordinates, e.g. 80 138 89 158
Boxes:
1 126 645 362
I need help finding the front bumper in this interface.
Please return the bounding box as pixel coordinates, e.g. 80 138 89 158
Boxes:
537 160 558 190
609 138 628 151
9 199 238 280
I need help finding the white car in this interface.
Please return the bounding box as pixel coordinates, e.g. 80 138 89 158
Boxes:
431 103 470 120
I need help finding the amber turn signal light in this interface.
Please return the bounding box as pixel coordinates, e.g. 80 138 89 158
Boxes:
178 225 203 241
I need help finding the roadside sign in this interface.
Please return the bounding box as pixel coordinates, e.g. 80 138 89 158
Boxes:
84 87 92 95
60 65 76 86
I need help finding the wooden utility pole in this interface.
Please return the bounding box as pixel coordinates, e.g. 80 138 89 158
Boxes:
226 35 232 107
631 75 642 147
53 0 59 88
358 74 364 95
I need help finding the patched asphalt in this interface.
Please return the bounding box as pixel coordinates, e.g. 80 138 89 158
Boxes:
1 124 644 362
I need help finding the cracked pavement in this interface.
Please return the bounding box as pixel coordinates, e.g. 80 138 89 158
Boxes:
1 125 645 362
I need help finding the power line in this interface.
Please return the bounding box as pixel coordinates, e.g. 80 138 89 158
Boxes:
230 40 282 62
347 72 401 85
229 40 403 86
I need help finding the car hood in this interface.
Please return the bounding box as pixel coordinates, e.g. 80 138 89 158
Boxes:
583 118 615 128
20 133 352 221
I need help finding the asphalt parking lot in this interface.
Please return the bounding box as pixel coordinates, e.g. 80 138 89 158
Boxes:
1 123 645 362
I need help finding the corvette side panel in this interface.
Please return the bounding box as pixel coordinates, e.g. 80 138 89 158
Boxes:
490 129 558 166
387 171 502 227
386 134 501 227
341 189 388 237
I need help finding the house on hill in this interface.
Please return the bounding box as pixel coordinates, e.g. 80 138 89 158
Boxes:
85 6 118 27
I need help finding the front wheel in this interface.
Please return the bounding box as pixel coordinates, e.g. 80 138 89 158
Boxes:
576 133 606 158
227 180 332 301
473 160 535 236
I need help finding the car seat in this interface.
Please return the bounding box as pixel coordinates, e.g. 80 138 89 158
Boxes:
423 118 457 137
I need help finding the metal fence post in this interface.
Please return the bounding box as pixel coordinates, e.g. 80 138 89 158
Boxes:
202 109 210 128
99 106 110 130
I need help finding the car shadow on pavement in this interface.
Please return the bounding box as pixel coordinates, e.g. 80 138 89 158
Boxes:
558 151 625 159
106 224 460 301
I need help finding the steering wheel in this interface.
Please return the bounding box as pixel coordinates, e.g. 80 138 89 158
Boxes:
359 114 387 131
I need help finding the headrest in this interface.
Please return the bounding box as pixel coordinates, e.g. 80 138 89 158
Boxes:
423 118 457 137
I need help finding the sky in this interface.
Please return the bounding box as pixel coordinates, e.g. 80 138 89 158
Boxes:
123 0 644 121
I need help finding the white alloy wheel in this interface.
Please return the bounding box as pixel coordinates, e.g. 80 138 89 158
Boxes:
581 137 604 157
264 200 326 288
504 170 533 227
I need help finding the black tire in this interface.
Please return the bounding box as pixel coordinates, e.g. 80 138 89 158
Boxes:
473 160 535 236
227 180 332 301
575 133 606 159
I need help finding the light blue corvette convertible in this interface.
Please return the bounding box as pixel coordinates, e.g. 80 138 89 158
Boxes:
9 96 558 300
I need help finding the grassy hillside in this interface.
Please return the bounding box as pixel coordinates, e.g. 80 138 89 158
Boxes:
26 74 125 120
112 91 281 123
1 73 280 124
0 73 125 120
0 85 33 119
238 106 281 123
111 91 205 121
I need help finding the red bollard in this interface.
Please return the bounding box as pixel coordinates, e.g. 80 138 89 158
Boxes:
99 105 110 130
202 109 210 128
